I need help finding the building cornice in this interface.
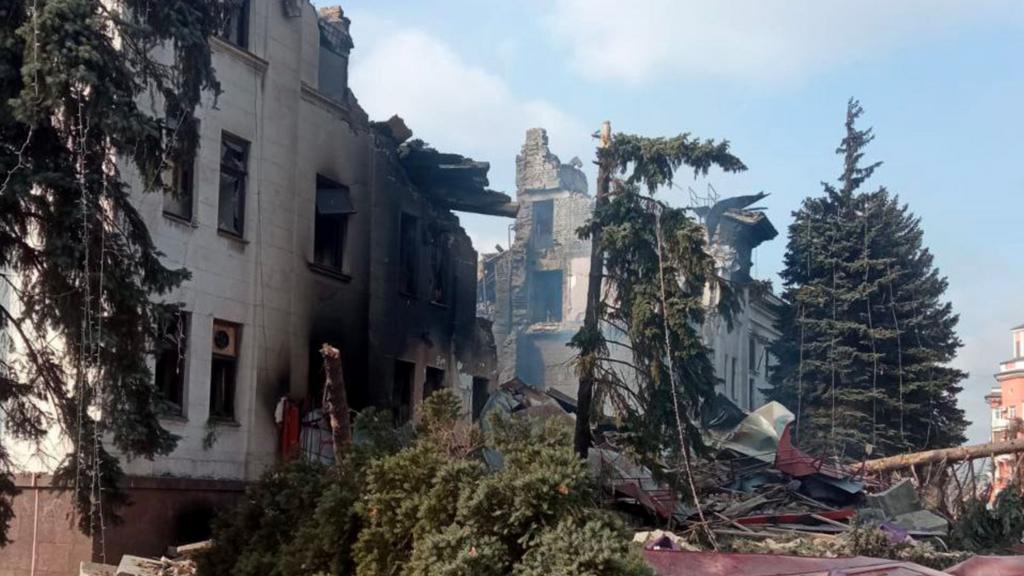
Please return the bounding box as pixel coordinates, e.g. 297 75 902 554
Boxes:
210 37 269 74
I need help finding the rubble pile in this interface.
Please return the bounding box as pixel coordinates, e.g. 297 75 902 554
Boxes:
78 541 209 576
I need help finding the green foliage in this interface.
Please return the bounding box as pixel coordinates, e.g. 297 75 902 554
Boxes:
198 459 334 576
514 516 655 576
202 390 650 576
0 0 225 540
951 484 1024 552
768 100 967 458
573 128 744 470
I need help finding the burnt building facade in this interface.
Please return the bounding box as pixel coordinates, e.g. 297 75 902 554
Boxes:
0 3 502 574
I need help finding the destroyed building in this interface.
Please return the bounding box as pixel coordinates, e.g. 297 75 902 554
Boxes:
479 128 592 397
478 129 782 410
0 3 503 574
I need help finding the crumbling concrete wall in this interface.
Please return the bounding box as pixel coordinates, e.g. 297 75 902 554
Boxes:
480 129 784 410
481 129 591 394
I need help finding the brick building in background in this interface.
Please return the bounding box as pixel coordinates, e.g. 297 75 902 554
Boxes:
986 324 1024 500
0 2 507 574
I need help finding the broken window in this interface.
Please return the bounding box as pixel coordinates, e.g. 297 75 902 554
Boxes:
530 270 563 323
424 366 444 400
430 227 451 305
313 175 353 272
164 157 195 222
218 133 249 237
155 311 190 416
210 320 240 421
532 200 554 247
164 118 198 222
221 0 250 49
399 213 418 296
472 377 489 421
393 360 414 426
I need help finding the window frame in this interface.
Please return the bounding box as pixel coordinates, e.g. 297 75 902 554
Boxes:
530 269 563 324
312 174 353 273
154 311 190 417
532 199 555 247
220 0 251 50
399 213 419 297
217 132 249 238
209 320 241 423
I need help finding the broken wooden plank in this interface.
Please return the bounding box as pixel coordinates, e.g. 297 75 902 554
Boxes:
810 514 851 530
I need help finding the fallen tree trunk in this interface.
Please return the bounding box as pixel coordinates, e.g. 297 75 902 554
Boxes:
320 343 351 465
862 437 1024 473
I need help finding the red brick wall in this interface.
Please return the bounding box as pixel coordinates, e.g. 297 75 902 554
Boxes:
0 475 245 576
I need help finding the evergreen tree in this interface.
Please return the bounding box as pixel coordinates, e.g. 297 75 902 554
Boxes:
0 0 225 542
768 100 967 459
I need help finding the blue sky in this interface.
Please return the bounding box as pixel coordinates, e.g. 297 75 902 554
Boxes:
318 0 1024 444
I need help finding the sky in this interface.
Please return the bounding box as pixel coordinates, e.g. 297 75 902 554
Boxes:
316 0 1024 445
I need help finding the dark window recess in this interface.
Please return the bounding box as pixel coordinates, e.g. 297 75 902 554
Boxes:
210 320 240 421
218 133 249 237
748 377 756 410
471 377 489 421
393 360 414 426
313 175 354 271
530 270 563 323
165 152 195 222
532 200 554 247
221 0 250 49
423 367 445 400
748 336 757 371
155 312 190 415
430 229 451 305
399 213 418 296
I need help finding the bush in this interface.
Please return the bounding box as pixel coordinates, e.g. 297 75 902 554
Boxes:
201 390 651 576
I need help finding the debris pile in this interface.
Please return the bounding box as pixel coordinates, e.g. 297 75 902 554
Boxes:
78 541 210 576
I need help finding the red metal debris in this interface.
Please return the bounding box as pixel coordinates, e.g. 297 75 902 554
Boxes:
774 423 849 480
734 507 856 526
643 550 951 576
945 555 1024 576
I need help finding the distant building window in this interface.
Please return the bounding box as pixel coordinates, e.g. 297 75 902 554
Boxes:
313 175 353 272
532 200 554 247
472 377 489 421
221 0 250 49
218 133 248 237
430 228 452 305
531 270 563 323
748 377 756 410
399 213 419 296
164 120 198 222
210 320 240 421
393 360 414 426
155 312 190 415
748 336 757 372
424 367 445 400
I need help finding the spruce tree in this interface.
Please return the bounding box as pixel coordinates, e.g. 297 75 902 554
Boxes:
0 0 224 542
768 100 966 459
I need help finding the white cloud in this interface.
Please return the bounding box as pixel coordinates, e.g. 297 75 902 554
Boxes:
349 22 593 251
349 24 589 196
545 0 1021 85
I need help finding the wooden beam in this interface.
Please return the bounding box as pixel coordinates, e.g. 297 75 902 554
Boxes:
862 437 1024 473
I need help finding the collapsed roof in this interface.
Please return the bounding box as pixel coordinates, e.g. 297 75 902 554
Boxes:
398 139 519 218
